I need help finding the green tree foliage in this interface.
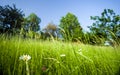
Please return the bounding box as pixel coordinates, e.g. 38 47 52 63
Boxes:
42 23 58 40
89 9 120 43
59 12 83 41
26 13 41 32
0 4 24 34
20 13 41 38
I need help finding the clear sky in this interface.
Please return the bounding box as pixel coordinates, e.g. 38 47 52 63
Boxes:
0 0 120 31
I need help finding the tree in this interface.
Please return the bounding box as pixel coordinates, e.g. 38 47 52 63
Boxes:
26 13 41 32
42 22 58 40
59 12 83 41
20 13 41 38
0 4 24 34
89 9 120 43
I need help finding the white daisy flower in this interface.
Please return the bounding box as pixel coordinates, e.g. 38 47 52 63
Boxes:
19 54 31 62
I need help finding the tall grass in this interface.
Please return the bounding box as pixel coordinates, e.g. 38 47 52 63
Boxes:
0 35 120 75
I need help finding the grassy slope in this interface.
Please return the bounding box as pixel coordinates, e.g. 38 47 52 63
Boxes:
0 36 120 75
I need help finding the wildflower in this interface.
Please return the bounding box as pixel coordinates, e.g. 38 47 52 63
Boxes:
19 54 31 75
19 54 31 62
60 54 66 57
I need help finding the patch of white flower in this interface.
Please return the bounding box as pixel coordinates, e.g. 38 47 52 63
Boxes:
60 54 66 57
19 54 31 62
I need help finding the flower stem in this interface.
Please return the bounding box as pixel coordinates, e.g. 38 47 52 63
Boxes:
26 61 30 75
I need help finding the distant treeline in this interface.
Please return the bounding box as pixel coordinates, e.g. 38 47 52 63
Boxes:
0 4 120 45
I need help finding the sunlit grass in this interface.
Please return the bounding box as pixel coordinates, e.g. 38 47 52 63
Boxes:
0 35 120 75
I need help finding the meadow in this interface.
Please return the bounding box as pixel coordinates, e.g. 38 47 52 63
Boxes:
0 35 120 75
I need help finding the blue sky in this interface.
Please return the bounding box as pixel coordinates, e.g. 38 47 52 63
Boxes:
0 0 120 31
